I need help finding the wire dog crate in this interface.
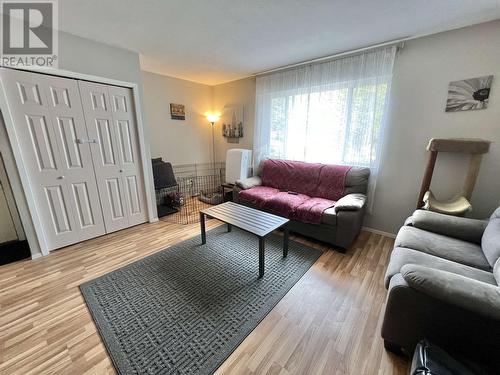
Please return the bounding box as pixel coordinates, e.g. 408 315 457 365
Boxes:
156 162 226 225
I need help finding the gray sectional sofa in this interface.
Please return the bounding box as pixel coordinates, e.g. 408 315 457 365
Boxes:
381 208 500 370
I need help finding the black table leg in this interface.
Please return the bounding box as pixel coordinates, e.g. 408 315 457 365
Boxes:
200 212 206 244
283 225 289 257
259 236 265 278
227 223 232 232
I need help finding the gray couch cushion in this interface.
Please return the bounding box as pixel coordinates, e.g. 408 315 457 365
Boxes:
482 207 500 267
395 226 490 270
412 210 487 244
385 247 496 288
344 167 370 195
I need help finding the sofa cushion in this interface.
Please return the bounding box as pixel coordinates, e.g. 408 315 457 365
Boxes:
259 159 351 200
261 192 310 218
385 247 497 289
344 167 370 195
238 186 279 206
395 226 490 270
260 159 320 194
412 210 487 244
315 164 352 201
293 197 336 225
482 207 500 267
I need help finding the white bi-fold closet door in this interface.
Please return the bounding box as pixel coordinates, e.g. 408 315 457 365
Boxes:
1 68 147 251
79 81 146 232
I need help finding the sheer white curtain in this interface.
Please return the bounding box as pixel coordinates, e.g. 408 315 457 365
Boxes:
253 46 397 212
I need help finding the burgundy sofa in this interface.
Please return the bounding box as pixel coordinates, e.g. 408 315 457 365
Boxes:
233 159 370 249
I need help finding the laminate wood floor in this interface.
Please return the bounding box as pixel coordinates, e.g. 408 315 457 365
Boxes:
0 218 408 374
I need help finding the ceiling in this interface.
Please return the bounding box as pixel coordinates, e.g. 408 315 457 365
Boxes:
58 0 500 85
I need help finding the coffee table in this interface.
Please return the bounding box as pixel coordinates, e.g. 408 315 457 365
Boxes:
199 202 290 277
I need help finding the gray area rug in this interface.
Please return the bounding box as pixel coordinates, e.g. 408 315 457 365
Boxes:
80 226 322 375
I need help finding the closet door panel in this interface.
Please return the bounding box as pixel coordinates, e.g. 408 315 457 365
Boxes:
55 116 82 168
27 114 58 171
71 181 97 228
95 118 116 166
108 85 147 226
45 75 105 241
78 81 130 233
0 68 79 249
105 177 126 220
45 185 72 234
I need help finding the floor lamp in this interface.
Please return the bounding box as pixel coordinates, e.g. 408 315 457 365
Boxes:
206 114 220 182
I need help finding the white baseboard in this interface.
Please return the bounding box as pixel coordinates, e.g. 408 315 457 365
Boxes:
362 226 396 238
31 252 43 260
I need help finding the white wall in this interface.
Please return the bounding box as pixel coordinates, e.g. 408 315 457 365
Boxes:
209 20 500 234
366 20 500 233
141 71 213 164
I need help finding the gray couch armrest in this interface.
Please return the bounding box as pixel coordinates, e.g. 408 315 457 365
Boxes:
382 272 500 366
411 210 487 244
401 264 500 320
334 193 366 213
235 176 262 190
335 203 366 248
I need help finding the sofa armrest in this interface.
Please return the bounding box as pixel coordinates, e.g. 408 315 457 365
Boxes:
401 264 500 320
235 176 262 190
334 193 366 213
411 210 487 244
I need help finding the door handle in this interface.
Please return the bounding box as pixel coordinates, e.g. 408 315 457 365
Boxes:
76 139 97 144
119 169 123 173
57 176 65 180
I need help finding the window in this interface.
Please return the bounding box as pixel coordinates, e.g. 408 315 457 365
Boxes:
254 46 397 211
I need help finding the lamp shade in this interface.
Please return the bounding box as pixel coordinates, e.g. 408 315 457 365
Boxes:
207 114 220 123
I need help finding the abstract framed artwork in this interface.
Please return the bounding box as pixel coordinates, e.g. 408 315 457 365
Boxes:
221 106 243 143
170 103 185 120
445 75 493 112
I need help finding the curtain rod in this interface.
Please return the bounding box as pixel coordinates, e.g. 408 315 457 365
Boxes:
253 37 409 77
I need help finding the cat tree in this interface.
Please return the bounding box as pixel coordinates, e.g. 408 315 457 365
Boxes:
417 138 491 215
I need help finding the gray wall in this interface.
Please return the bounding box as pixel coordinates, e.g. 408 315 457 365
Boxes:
141 71 213 164
213 77 256 163
58 32 142 83
365 20 500 233
142 73 256 166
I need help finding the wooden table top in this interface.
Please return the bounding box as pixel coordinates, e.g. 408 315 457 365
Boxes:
201 202 289 237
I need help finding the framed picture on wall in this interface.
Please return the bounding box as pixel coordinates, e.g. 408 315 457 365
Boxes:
221 106 243 143
170 103 185 120
445 75 493 112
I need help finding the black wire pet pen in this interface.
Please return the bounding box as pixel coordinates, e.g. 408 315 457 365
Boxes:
152 159 226 224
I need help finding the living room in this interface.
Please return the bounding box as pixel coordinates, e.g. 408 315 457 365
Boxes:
0 1 499 374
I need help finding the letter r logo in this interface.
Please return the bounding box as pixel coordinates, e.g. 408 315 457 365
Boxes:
2 1 53 55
